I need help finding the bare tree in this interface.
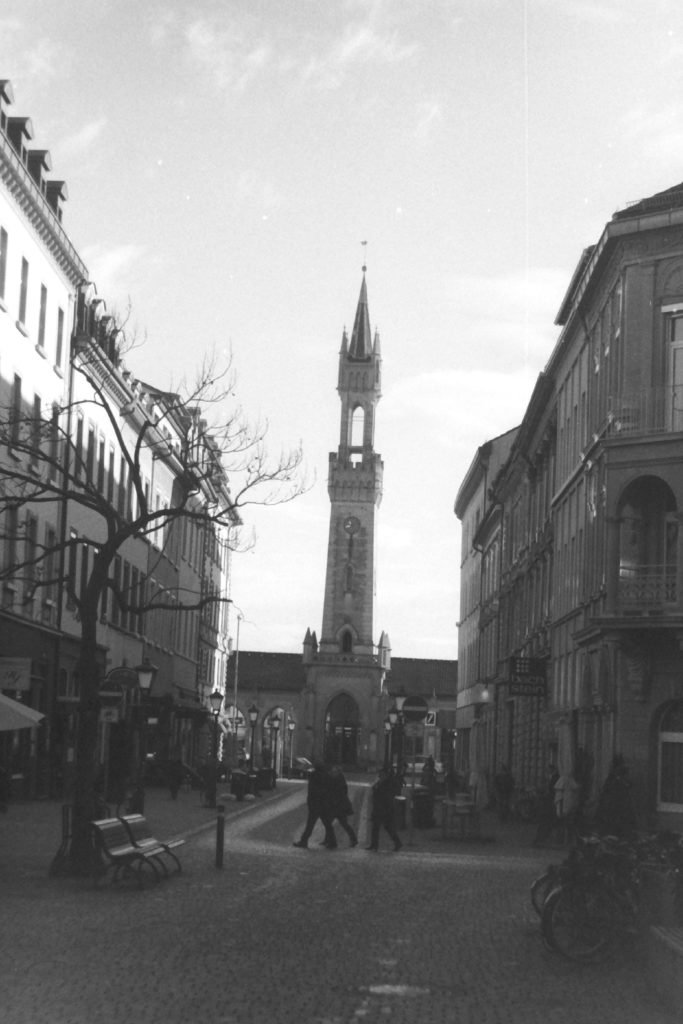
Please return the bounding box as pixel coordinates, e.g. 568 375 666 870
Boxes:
0 307 305 874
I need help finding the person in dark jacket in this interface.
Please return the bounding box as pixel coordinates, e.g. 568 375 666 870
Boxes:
167 758 184 801
367 768 402 852
595 755 638 837
328 766 357 847
494 763 515 822
532 764 560 847
293 762 337 849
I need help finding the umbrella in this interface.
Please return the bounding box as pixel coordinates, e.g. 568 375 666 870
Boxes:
0 693 44 731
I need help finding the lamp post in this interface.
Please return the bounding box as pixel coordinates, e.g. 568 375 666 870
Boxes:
388 704 399 771
247 704 259 789
206 689 223 809
287 719 295 777
130 657 158 814
383 717 392 770
270 713 281 788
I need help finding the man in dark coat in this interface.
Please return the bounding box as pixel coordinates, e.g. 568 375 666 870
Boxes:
293 762 337 849
367 768 402 852
328 766 357 847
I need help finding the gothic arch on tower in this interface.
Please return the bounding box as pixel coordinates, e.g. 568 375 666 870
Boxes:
324 692 360 766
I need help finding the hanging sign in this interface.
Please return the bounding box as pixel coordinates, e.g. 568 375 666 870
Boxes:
509 657 547 698
0 657 32 692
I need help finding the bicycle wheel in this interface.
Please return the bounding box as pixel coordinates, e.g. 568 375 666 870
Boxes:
530 868 557 917
541 882 621 963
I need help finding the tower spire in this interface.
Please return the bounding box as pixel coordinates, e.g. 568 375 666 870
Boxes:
348 250 372 360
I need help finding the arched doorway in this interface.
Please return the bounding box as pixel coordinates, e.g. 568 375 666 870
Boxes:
324 693 359 766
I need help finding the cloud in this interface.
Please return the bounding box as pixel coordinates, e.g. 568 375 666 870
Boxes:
185 19 273 93
300 21 417 90
415 100 442 139
56 118 107 160
619 103 683 170
79 242 146 300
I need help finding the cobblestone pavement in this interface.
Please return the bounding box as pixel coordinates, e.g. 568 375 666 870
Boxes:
0 780 677 1024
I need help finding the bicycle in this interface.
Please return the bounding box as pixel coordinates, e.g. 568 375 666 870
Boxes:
536 831 683 963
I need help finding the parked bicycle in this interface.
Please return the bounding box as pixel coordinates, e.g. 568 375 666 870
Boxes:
530 830 683 963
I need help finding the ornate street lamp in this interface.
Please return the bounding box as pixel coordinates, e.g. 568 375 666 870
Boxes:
287 719 295 776
206 689 223 809
129 657 158 814
383 717 392 770
248 703 259 769
271 713 281 788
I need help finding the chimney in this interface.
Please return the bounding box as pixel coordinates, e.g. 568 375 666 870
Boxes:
0 79 14 132
7 116 33 161
27 149 52 192
45 180 68 221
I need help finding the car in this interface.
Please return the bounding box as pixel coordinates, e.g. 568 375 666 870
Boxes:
288 756 314 779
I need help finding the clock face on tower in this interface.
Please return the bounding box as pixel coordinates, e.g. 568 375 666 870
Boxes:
343 515 360 535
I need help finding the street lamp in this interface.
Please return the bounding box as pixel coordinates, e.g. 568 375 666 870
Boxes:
287 719 295 776
271 713 281 788
206 689 223 809
130 657 158 814
383 717 391 770
248 703 259 771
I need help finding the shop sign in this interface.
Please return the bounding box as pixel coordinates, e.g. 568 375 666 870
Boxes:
509 656 547 698
0 657 31 692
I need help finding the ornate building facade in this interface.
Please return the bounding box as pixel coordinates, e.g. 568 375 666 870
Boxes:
456 181 683 831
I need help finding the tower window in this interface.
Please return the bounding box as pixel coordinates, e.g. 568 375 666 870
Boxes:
341 630 353 653
350 405 364 448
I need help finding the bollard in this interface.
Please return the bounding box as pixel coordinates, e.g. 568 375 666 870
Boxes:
215 803 225 869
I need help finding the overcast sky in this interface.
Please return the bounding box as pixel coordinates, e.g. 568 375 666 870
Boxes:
4 0 683 659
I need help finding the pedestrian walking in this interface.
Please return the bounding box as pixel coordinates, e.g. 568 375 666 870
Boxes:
367 768 402 852
328 765 358 847
293 761 337 849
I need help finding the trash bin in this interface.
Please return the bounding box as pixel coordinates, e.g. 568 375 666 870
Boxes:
230 770 247 801
394 795 407 830
412 787 435 828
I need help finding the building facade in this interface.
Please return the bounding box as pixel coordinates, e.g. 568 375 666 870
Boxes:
0 80 237 801
456 181 683 831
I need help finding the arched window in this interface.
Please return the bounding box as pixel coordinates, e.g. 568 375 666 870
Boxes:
350 406 364 448
618 476 677 605
658 702 683 811
340 630 353 653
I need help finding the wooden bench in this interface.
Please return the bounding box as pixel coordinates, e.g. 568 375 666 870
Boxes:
119 814 185 876
91 816 184 885
92 817 163 885
440 794 480 839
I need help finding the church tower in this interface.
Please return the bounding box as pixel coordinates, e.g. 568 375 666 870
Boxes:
303 268 391 766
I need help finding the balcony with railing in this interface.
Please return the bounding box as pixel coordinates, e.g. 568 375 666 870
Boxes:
607 387 683 437
618 564 677 606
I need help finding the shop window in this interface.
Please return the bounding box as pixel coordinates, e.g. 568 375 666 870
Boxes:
658 702 683 811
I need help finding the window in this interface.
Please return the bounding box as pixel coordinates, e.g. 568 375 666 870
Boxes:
37 284 47 350
55 307 64 367
66 529 78 609
117 456 126 515
74 413 84 480
86 424 95 482
658 702 683 811
97 437 105 493
110 556 122 626
44 524 57 618
30 394 42 465
18 257 28 327
49 403 60 474
10 374 21 449
107 447 115 503
24 513 38 607
0 227 7 303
